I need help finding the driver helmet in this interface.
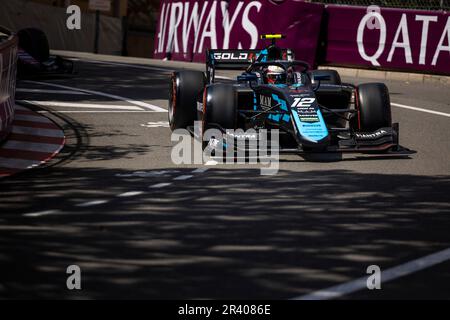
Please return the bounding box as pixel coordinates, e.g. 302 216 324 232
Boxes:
265 65 286 84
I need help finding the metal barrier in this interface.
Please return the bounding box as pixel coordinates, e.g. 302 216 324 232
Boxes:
0 26 17 143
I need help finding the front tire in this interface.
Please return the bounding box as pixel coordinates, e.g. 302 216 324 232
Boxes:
203 84 237 130
169 71 205 131
202 84 238 153
357 83 392 131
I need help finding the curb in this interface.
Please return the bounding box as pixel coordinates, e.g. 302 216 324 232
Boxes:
0 104 66 178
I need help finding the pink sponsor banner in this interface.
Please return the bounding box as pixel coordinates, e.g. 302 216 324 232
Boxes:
153 0 324 67
0 31 18 142
324 5 450 75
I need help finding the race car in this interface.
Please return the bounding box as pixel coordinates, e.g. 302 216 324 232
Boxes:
17 28 74 78
168 34 413 156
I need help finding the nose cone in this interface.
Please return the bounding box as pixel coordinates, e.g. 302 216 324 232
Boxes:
290 98 330 146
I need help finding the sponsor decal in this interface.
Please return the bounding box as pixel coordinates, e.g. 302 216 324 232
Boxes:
154 0 324 66
326 5 450 74
357 10 450 67
155 1 262 55
292 97 319 122
213 52 251 61
355 129 388 140
227 132 258 139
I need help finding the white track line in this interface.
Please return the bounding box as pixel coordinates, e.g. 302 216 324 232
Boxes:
25 80 167 112
16 88 88 95
23 210 60 217
215 75 232 80
173 175 193 181
192 167 209 173
294 247 450 300
117 191 144 197
19 100 143 111
149 182 172 188
391 102 450 118
76 200 109 207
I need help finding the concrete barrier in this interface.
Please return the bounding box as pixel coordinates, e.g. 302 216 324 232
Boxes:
0 26 17 143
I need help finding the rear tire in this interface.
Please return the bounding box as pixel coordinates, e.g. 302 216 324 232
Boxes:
169 71 205 131
311 69 341 85
18 28 50 62
357 83 392 131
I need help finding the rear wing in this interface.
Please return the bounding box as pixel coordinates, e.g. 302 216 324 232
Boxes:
206 47 294 83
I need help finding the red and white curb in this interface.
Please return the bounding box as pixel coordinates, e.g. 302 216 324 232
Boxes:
0 105 65 177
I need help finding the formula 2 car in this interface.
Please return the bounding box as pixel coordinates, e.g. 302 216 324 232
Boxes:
17 28 74 79
168 34 414 156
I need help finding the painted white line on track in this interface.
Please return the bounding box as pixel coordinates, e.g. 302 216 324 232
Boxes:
14 114 53 123
173 175 193 181
12 126 64 138
117 191 144 197
293 247 450 300
23 210 60 217
192 167 209 173
25 80 167 112
76 200 109 207
205 160 219 166
149 182 172 188
391 102 450 118
16 88 89 95
19 100 144 111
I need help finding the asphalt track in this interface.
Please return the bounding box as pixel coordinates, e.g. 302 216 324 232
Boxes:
0 54 449 299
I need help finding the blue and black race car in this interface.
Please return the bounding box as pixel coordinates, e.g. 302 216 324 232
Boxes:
169 34 413 156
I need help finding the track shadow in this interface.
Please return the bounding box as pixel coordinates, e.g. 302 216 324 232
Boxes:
0 165 449 299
